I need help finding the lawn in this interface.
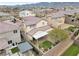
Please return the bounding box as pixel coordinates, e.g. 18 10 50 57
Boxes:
39 40 52 49
62 44 79 56
11 47 20 54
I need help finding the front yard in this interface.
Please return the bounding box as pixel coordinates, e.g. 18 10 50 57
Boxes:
62 44 79 56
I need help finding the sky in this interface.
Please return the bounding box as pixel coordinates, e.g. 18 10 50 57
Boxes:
0 0 78 5
0 2 39 5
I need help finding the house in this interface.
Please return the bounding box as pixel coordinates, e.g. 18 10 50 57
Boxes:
22 16 52 40
64 10 79 26
22 16 50 32
19 10 35 17
0 22 21 52
48 11 65 28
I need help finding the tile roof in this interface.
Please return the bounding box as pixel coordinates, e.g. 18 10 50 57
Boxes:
52 12 64 18
63 10 75 15
0 22 19 33
18 42 33 53
0 38 9 50
28 25 52 36
52 9 79 18
22 16 41 26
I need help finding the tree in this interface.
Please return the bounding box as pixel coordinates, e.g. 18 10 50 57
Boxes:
48 28 68 42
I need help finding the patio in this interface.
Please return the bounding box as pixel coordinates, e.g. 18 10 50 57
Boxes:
32 35 54 53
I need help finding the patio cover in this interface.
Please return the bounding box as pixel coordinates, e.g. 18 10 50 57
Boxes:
18 42 33 53
33 31 48 40
0 38 9 50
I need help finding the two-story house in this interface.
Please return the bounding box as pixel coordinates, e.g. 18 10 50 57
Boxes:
0 22 21 53
22 16 52 40
64 10 79 26
47 11 65 28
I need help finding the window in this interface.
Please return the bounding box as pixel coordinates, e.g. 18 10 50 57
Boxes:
16 42 17 45
13 30 17 33
8 40 12 44
12 43 15 46
72 19 74 22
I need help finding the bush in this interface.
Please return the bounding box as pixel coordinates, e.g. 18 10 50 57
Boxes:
48 28 68 41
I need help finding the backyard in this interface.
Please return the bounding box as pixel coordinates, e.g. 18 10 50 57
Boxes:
62 44 79 56
39 40 53 52
48 28 69 44
11 47 20 54
39 40 53 49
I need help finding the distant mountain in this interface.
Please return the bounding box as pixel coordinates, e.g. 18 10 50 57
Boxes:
1 2 79 9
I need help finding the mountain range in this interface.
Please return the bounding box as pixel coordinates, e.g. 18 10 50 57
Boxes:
1 2 79 9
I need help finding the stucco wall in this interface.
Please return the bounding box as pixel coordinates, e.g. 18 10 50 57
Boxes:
36 20 48 28
65 16 79 26
0 29 21 46
26 20 48 32
51 17 65 28
52 17 65 24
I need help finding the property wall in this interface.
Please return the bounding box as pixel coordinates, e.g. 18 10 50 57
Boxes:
0 29 21 46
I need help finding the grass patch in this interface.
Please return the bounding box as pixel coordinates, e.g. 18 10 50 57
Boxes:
11 47 19 54
39 40 52 49
62 44 79 56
